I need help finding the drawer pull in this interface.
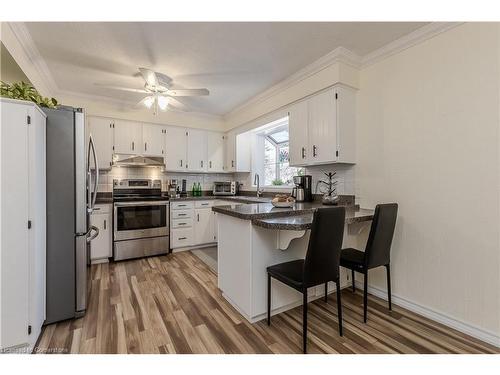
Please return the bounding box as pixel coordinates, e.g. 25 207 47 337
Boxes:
178 223 187 226
178 237 187 240
178 213 187 216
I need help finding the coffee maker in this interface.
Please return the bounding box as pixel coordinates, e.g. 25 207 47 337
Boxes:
291 175 313 202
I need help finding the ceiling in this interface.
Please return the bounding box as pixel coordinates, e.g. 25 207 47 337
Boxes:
24 22 428 115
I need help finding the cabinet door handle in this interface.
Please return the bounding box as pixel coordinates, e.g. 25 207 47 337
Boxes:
197 213 200 222
231 160 234 168
301 147 306 159
313 145 317 157
201 160 203 168
180 160 183 167
145 142 147 151
104 219 106 230
132 141 135 151
209 161 212 168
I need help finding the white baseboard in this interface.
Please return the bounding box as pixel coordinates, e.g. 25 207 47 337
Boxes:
354 281 500 348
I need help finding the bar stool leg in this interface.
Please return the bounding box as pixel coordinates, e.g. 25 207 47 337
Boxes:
303 289 308 354
386 264 392 311
351 269 356 292
336 278 343 336
267 273 271 326
363 271 368 323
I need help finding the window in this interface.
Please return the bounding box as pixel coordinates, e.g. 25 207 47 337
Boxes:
262 124 303 186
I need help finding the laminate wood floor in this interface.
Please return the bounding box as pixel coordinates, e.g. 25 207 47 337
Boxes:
37 251 499 354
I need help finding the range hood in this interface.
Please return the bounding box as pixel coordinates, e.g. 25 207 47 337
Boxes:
113 154 165 167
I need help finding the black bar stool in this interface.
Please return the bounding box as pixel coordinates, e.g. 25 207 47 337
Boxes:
340 203 398 323
266 206 346 354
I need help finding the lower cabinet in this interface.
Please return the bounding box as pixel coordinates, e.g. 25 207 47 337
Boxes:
195 206 216 245
90 204 112 263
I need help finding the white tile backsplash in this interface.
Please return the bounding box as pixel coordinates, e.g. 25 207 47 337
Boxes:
97 167 235 192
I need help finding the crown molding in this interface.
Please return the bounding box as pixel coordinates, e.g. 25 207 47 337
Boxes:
361 22 463 67
224 22 463 121
2 22 59 97
223 46 362 120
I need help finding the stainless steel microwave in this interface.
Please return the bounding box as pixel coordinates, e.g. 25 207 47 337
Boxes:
213 181 239 196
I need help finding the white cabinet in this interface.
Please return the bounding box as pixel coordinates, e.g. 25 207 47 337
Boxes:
87 116 114 169
187 129 207 172
288 100 309 166
142 124 166 157
225 132 236 172
90 204 112 263
194 207 215 245
289 86 356 167
165 126 187 171
207 132 225 172
113 119 142 154
0 99 46 351
224 131 251 172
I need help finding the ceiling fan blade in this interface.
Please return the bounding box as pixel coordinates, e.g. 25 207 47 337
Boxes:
168 97 190 112
167 88 209 97
156 72 173 88
94 84 148 94
139 67 158 87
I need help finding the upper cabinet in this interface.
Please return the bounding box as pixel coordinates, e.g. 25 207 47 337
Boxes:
224 131 251 172
224 132 236 172
187 129 208 172
207 132 225 172
87 116 114 169
142 124 166 157
289 85 356 166
113 119 142 154
165 126 187 171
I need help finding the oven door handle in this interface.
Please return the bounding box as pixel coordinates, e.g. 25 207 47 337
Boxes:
114 201 170 207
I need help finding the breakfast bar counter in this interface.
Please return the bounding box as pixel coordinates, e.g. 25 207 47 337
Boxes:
214 201 374 323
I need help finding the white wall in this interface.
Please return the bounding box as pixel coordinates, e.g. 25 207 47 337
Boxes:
356 23 500 340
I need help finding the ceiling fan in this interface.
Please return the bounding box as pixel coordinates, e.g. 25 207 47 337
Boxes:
96 68 210 114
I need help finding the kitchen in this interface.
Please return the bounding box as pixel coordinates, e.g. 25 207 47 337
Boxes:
1 17 500 365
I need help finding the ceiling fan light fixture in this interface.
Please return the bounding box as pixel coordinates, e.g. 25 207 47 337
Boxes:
158 96 170 111
143 96 155 109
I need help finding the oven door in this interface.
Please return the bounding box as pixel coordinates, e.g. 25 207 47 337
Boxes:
114 201 169 241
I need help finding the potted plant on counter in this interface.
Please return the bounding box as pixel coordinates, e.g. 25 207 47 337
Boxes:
317 172 339 205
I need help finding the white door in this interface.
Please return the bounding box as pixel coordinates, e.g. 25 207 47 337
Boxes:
142 124 166 157
308 89 337 164
1 102 30 348
288 100 309 166
187 129 207 172
194 208 214 245
207 132 224 172
113 119 142 154
225 132 236 172
90 213 111 260
87 117 114 169
164 126 187 171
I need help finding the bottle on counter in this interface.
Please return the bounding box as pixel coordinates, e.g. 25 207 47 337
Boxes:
192 183 196 197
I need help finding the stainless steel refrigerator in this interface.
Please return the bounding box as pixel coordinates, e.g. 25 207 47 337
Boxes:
44 106 100 324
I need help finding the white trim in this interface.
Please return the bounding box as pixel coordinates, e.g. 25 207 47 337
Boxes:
224 22 462 122
361 22 463 67
355 280 500 348
2 22 59 97
224 46 361 120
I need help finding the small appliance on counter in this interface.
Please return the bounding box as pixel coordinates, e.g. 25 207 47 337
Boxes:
291 175 313 202
113 179 169 261
168 179 179 198
180 179 188 197
213 181 239 196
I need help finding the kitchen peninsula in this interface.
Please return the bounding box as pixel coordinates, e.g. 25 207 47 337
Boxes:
213 201 374 323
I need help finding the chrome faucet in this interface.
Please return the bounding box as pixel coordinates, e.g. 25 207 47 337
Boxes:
254 173 264 197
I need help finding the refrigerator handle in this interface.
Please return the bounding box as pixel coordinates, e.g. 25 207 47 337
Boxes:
87 134 99 213
86 225 100 243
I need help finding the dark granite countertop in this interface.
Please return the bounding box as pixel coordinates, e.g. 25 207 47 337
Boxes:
212 201 374 229
251 207 374 230
169 195 272 204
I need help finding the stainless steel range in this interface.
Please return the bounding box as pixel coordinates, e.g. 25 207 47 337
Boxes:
113 179 169 261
